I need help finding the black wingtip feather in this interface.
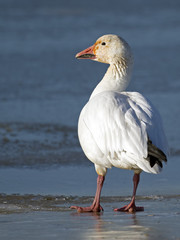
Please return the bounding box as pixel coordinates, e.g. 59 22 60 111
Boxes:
149 155 163 168
147 138 167 169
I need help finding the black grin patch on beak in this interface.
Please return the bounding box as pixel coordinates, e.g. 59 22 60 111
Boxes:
76 54 95 59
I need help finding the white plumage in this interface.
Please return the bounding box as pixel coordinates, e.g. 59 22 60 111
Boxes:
79 90 167 174
71 34 168 213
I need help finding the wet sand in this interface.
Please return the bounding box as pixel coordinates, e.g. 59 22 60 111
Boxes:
0 160 180 239
0 197 180 240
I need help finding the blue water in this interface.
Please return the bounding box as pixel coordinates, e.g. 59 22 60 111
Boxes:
0 0 180 167
0 0 180 239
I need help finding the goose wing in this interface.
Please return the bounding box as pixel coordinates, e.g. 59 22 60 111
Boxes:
83 91 168 170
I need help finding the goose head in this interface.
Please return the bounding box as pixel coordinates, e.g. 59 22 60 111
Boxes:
76 34 133 65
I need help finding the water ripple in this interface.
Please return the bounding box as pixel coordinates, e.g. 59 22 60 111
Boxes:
0 194 179 214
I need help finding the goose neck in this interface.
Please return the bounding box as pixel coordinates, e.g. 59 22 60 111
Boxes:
90 58 133 99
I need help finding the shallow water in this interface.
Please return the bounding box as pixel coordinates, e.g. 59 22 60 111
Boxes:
0 0 180 239
0 163 179 239
0 193 180 240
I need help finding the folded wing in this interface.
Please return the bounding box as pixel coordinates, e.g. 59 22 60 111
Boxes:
83 91 168 171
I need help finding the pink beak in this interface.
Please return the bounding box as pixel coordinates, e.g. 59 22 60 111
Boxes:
75 45 96 60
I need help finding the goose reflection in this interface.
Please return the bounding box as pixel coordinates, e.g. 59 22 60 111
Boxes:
71 210 151 240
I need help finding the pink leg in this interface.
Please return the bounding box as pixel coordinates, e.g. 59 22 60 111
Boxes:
114 173 144 213
70 175 105 213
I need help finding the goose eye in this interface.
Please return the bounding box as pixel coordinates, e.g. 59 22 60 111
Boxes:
101 42 106 46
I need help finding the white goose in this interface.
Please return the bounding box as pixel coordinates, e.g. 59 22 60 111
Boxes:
71 34 168 213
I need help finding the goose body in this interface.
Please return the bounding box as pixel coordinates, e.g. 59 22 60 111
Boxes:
71 34 168 213
79 91 167 174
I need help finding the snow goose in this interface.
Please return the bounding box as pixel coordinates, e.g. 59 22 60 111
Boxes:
71 34 168 213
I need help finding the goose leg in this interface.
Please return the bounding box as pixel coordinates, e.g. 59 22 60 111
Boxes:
114 173 144 213
70 175 105 213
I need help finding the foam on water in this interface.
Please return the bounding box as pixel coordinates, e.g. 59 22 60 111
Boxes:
0 193 179 214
